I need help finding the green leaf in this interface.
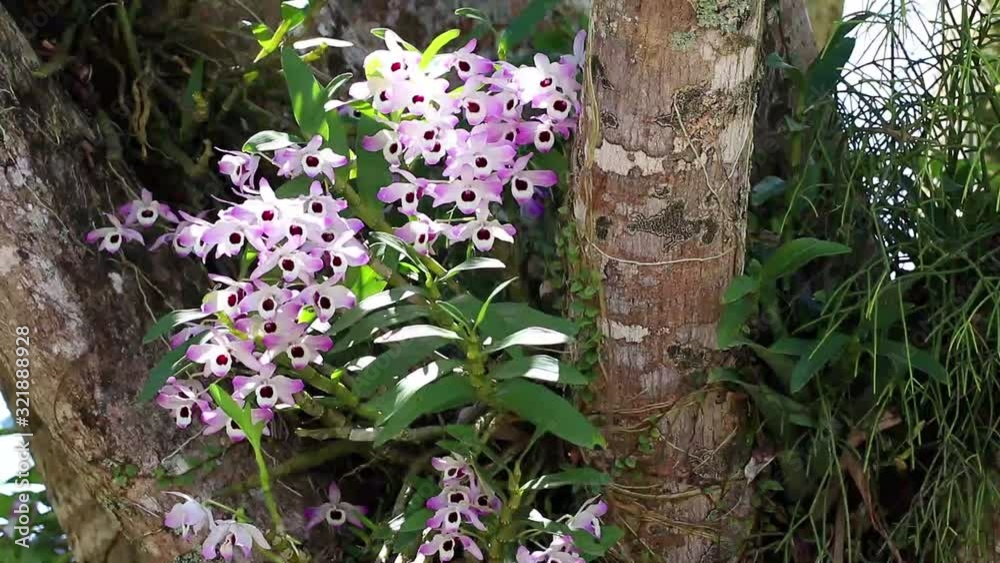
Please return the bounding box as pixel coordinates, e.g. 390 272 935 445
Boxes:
332 305 430 353
485 327 571 352
451 297 578 340
345 265 387 301
499 0 558 55
876 340 948 383
750 176 786 206
495 379 604 448
420 29 461 69
325 72 354 97
522 467 610 490
275 175 313 198
328 287 423 336
395 508 433 533
765 52 797 71
374 324 463 344
354 338 450 398
376 374 476 445
179 58 204 139
790 333 851 392
355 114 393 209
722 275 759 304
243 130 302 153
440 257 506 282
143 309 208 344
138 340 195 402
491 355 588 385
281 46 329 138
293 37 353 51
476 278 518 329
717 296 756 349
769 337 815 356
571 526 624 559
208 384 263 445
760 238 850 284
455 7 490 23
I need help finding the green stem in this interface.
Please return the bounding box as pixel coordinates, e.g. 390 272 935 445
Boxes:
251 442 285 534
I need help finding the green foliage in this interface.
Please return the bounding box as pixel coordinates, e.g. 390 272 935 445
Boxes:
724 7 1000 563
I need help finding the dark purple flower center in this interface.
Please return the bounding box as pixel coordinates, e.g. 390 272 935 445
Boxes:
449 492 465 503
141 209 155 219
412 95 425 104
475 157 488 168
229 419 240 430
388 143 399 154
405 192 416 203
390 62 403 72
505 132 515 142
281 259 295 271
553 100 569 112
417 234 427 244
319 296 332 309
179 406 190 418
227 294 238 307
379 91 389 102
431 142 442 152
289 225 304 237
109 234 121 244
262 298 276 312
447 512 460 524
216 354 229 365
477 229 491 241
423 130 435 140
539 131 552 143
514 179 529 192
305 155 320 167
264 321 277 333
311 202 324 213
461 190 476 203
290 346 305 358
467 101 481 113
442 539 455 552
540 77 553 87
261 210 275 221
322 232 335 243
506 99 515 110
332 255 344 267
259 385 274 399
228 232 242 245
458 61 471 72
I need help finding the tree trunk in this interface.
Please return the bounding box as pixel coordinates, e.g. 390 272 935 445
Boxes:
0 6 306 562
573 0 762 560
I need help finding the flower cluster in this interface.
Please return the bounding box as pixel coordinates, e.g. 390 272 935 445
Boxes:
163 493 271 561
144 172 366 439
515 498 608 563
86 25 599 563
347 29 586 253
417 454 499 561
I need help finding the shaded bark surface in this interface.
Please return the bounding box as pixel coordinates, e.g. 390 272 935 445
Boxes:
573 0 761 560
0 6 311 562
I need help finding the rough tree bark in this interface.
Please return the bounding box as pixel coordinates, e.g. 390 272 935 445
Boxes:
0 6 310 562
573 0 762 560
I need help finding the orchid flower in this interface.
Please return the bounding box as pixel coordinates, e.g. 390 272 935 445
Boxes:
304 482 367 531
120 188 179 227
85 214 144 253
156 377 210 428
163 492 213 539
418 532 483 562
201 520 270 561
